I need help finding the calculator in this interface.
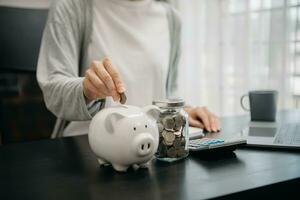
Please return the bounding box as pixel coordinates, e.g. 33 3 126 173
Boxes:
189 136 247 152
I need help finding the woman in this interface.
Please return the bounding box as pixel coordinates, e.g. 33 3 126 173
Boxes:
37 0 220 136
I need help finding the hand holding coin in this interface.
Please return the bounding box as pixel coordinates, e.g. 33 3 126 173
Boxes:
83 58 126 103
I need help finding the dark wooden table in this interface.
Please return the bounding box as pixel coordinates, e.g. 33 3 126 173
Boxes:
1 110 300 200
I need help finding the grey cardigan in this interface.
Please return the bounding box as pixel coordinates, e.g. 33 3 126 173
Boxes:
37 0 181 121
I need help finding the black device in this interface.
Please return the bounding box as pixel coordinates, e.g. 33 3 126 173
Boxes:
188 127 247 153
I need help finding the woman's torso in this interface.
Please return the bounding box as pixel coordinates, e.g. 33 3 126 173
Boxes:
64 0 170 136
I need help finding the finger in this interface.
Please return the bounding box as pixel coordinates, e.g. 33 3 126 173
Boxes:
203 107 216 132
85 69 111 97
189 117 204 129
214 116 221 131
196 108 211 132
85 69 110 95
103 58 126 93
83 78 103 100
92 61 115 91
209 115 217 132
209 112 221 131
205 109 217 132
91 61 119 101
111 89 121 102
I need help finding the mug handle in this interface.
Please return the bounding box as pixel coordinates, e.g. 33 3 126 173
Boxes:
240 94 250 111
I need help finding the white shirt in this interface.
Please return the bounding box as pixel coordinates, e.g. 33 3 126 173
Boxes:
64 0 170 136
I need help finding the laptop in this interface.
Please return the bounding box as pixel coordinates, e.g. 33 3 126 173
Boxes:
242 122 300 149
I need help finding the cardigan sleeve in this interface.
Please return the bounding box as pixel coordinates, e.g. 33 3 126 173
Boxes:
36 0 95 121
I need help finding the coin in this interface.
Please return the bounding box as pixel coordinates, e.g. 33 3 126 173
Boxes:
181 115 186 125
176 147 186 157
167 147 176 158
180 137 186 146
161 130 168 138
162 116 175 130
157 122 164 133
174 131 181 137
174 114 184 127
120 92 127 104
163 140 173 146
161 130 174 146
173 138 182 148
157 143 167 157
164 131 175 144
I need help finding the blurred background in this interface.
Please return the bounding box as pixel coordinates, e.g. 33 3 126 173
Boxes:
0 0 54 144
177 0 300 116
0 0 299 144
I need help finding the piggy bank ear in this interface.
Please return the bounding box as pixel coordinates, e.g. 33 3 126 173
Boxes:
143 105 160 121
105 112 125 133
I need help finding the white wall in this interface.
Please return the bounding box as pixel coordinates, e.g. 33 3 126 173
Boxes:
0 0 50 9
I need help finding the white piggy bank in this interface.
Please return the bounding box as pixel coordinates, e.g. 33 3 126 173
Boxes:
88 105 160 172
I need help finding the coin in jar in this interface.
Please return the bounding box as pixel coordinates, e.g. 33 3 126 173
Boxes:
157 143 167 157
174 131 181 137
173 138 182 148
162 116 175 130
161 130 168 138
180 137 186 146
163 131 175 144
174 114 184 127
176 146 186 157
174 124 181 131
167 147 177 158
157 122 164 133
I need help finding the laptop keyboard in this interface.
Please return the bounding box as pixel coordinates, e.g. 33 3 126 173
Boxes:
274 123 300 145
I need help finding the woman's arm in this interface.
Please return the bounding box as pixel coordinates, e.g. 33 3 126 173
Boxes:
37 19 91 121
36 1 94 121
37 1 125 121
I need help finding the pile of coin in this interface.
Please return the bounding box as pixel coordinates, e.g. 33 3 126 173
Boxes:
156 112 188 158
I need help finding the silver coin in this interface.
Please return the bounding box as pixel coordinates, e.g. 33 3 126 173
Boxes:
181 115 186 125
173 138 182 148
164 131 175 144
162 116 175 130
157 122 164 133
180 137 186 146
174 131 181 136
161 130 168 138
174 114 184 127
120 93 127 104
174 124 182 131
167 147 176 158
163 140 174 146
176 147 186 157
157 143 167 157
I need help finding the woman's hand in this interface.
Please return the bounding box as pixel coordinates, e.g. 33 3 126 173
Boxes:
184 106 220 132
83 58 125 103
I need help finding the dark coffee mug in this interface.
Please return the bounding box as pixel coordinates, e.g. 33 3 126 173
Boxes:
240 90 278 121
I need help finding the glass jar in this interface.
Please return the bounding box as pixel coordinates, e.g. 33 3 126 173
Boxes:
153 99 189 162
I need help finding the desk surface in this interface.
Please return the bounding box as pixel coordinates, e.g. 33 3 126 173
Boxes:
1 110 300 200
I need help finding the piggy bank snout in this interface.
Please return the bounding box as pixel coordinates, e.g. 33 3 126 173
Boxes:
134 134 155 157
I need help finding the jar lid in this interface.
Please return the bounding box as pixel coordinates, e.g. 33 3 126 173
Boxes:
152 98 185 108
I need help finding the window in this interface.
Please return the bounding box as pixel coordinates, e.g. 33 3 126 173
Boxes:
177 0 300 116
